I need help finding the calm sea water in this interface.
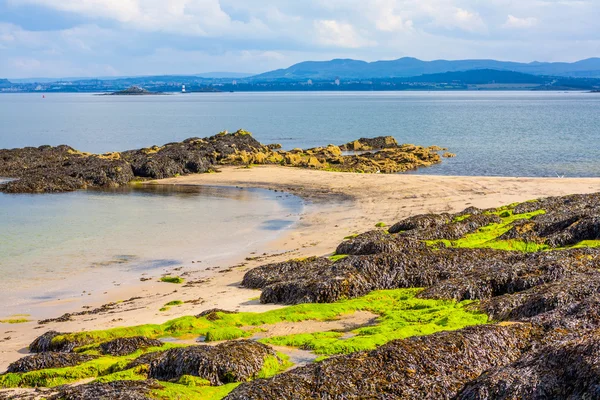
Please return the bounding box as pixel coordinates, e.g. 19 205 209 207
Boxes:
0 184 302 315
1 91 599 177
1 91 599 314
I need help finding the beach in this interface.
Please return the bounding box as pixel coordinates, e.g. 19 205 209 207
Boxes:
2 166 600 373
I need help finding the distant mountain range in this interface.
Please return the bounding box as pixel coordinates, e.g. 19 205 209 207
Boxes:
2 58 600 92
252 57 600 81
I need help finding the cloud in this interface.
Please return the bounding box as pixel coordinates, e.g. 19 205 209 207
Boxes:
1 0 599 77
314 20 374 48
503 15 538 29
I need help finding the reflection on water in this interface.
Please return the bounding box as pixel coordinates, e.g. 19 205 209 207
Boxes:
0 185 303 312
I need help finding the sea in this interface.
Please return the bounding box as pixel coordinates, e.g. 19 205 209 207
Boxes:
1 91 599 315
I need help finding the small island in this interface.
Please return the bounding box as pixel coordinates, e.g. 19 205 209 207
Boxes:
103 86 166 96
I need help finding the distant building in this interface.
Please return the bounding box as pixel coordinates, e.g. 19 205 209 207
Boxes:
307 79 313 85
182 85 186 93
334 78 340 86
232 80 238 86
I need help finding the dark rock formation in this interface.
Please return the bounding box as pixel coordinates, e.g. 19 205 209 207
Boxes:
244 245 600 305
6 353 97 373
29 331 65 353
335 230 426 256
339 136 399 151
225 324 536 400
196 308 238 321
148 340 279 385
457 330 600 400
99 337 164 357
47 380 161 400
501 193 600 247
1 132 445 193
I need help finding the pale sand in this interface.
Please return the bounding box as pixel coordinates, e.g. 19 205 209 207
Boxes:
2 165 600 372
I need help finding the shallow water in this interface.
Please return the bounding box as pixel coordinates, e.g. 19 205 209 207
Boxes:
1 91 599 177
0 185 302 314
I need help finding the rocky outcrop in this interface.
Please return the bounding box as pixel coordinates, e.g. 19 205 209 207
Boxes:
148 340 280 385
500 193 600 247
339 136 400 151
6 353 97 373
457 330 600 400
1 132 447 193
99 337 163 356
225 324 537 400
47 380 161 400
29 331 68 353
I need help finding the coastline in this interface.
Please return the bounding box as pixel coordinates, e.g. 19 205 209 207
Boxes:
2 166 600 372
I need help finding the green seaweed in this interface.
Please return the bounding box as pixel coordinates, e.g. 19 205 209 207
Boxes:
0 319 31 324
375 222 387 228
0 345 172 389
161 276 185 284
427 209 548 252
329 254 349 262
261 290 487 355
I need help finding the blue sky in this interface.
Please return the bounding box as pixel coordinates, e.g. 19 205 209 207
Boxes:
1 0 598 78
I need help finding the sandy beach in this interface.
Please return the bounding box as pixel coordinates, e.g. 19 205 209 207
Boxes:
2 166 600 372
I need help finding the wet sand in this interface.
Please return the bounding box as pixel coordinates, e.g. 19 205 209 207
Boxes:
2 166 600 371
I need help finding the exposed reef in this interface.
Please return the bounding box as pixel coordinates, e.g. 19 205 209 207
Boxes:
0 131 443 193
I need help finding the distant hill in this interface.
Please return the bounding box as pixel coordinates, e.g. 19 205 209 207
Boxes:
0 79 12 88
251 57 600 81
194 72 253 79
407 69 548 84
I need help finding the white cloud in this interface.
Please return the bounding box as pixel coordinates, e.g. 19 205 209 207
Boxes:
1 0 600 77
503 15 538 29
314 20 374 48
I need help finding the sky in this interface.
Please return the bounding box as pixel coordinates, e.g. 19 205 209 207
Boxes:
0 0 598 78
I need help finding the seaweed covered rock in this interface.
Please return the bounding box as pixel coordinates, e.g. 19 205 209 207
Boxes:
125 351 167 370
29 331 63 353
28 331 87 353
391 213 502 240
339 136 399 151
335 230 426 255
121 131 268 179
1 131 447 193
457 330 600 400
481 269 600 322
225 324 537 400
148 340 280 385
420 248 599 302
196 309 238 321
245 245 600 305
99 337 164 356
47 380 162 400
242 257 333 291
6 353 97 373
0 145 135 193
501 193 600 247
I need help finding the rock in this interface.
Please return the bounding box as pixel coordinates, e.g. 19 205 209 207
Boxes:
225 324 537 400
335 230 426 255
29 331 88 353
196 309 238 321
500 193 600 247
47 380 162 400
457 330 600 400
99 337 164 357
243 199 600 306
148 340 280 385
1 132 447 194
6 353 97 373
339 136 399 151
29 331 66 353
